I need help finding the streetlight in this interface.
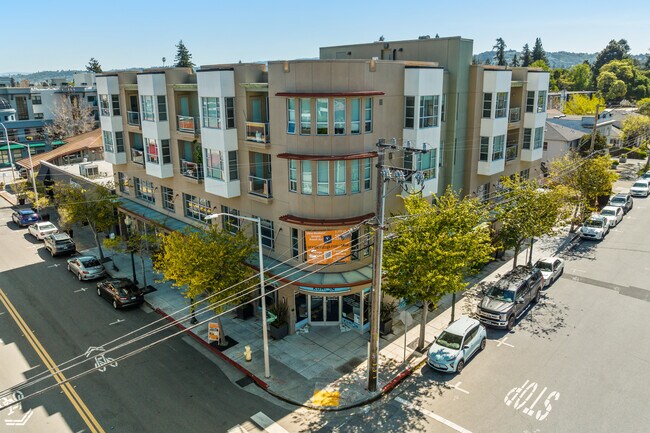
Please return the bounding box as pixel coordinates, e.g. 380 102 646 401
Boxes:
123 215 139 287
0 122 17 185
0 122 38 203
205 212 270 379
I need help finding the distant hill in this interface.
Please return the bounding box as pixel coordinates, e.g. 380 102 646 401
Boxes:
0 68 145 84
474 50 647 68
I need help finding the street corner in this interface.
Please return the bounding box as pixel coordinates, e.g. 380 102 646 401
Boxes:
311 384 341 408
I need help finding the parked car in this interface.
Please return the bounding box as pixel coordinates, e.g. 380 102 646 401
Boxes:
477 265 544 330
27 221 59 240
11 209 39 227
630 180 650 197
427 315 486 373
534 257 565 287
640 172 650 181
608 193 633 214
96 278 144 309
44 233 76 257
599 206 624 227
579 215 609 241
67 255 106 281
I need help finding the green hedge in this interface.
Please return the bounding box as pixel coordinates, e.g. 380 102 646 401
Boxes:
609 147 648 159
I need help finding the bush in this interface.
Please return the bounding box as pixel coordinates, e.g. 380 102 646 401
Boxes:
609 147 647 159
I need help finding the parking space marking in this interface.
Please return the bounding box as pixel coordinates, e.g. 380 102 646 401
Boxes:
451 381 470 394
47 264 61 268
496 337 515 348
109 319 125 326
572 269 587 274
74 288 88 293
395 397 474 433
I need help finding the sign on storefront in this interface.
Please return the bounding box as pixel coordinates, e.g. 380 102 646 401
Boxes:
305 230 351 264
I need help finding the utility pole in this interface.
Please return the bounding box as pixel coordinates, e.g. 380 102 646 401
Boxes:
589 104 600 154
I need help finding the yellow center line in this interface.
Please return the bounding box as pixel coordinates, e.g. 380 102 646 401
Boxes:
0 288 104 433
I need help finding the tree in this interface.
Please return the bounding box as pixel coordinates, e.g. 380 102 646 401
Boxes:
154 225 255 345
105 230 158 289
383 189 494 350
522 44 532 67
174 40 195 68
484 57 492 65
54 182 118 261
86 58 103 73
532 38 548 64
493 38 507 66
621 115 650 148
44 95 96 140
530 59 550 71
637 97 650 116
567 63 592 91
575 131 607 157
593 39 630 75
597 71 627 102
511 53 520 67
563 94 605 115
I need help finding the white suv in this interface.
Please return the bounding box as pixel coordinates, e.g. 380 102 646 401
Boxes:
630 179 650 197
427 316 486 373
579 215 609 240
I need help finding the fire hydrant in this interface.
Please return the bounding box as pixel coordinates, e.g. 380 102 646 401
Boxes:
244 345 252 362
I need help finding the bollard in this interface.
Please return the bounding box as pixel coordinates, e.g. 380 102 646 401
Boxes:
244 345 252 362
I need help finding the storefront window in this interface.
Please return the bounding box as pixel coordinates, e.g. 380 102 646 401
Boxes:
363 289 371 329
295 292 308 326
311 296 323 321
342 294 361 329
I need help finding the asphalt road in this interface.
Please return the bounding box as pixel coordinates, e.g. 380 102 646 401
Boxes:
0 204 290 433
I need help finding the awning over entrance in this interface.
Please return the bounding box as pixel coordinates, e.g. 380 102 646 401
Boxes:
118 197 200 233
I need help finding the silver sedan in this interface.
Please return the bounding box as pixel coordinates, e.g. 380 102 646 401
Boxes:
67 255 106 281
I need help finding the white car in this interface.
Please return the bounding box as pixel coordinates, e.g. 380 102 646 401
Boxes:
579 215 609 241
599 206 624 227
427 316 486 373
27 221 59 240
630 180 650 197
534 257 565 287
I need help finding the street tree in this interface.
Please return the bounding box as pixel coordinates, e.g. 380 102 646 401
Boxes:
174 40 195 68
493 38 507 66
562 94 605 115
383 189 494 350
54 182 118 261
86 58 103 73
637 97 650 116
104 230 158 289
532 38 548 64
621 115 650 148
567 63 593 91
44 95 95 140
521 44 532 67
153 225 255 345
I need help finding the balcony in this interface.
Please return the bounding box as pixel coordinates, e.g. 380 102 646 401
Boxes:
131 148 144 165
248 175 272 198
509 107 521 123
506 142 518 161
245 122 270 143
127 111 140 126
177 115 199 135
181 159 204 180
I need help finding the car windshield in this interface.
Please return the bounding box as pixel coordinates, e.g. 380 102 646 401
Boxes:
536 261 553 271
584 219 602 228
40 223 56 230
485 286 515 302
81 258 101 267
436 331 463 350
610 198 625 205
633 182 647 188
600 209 615 216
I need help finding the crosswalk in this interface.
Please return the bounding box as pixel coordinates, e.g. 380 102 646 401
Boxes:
227 412 289 433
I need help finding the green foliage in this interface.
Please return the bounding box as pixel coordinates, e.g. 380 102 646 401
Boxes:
174 40 195 68
563 94 605 115
269 300 289 327
493 38 507 66
609 147 647 159
567 63 593 91
597 71 626 102
380 300 397 323
575 131 607 157
154 225 255 313
532 38 548 64
521 44 532 67
529 60 550 71
638 98 650 116
86 58 102 73
510 53 520 67
621 115 650 147
593 39 630 74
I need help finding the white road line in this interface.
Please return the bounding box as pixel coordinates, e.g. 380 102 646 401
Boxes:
496 337 515 348
395 397 474 433
451 381 470 394
47 264 60 268
74 288 87 293
251 412 289 433
573 269 587 274
227 425 249 433
109 319 125 326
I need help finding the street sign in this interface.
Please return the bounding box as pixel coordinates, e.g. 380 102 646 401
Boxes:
208 322 221 342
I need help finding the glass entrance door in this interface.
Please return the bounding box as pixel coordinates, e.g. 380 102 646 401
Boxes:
309 295 340 325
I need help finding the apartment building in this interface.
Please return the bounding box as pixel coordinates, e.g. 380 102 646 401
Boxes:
98 36 549 334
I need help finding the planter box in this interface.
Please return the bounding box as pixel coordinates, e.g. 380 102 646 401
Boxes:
269 323 288 340
380 319 393 336
236 303 254 320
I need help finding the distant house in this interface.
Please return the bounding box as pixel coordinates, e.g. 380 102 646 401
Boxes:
543 121 585 164
546 112 621 147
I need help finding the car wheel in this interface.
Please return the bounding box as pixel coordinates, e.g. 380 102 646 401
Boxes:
97 287 102 296
480 338 486 351
456 359 465 374
534 290 541 304
112 300 118 309
506 316 515 331
49 248 55 257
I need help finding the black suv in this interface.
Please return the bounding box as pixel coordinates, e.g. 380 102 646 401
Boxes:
44 233 76 257
608 193 633 214
477 265 544 330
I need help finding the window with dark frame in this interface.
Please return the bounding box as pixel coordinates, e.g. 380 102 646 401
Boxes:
228 151 239 181
111 94 121 116
183 193 210 222
162 186 175 211
479 137 489 161
225 97 235 128
482 93 492 118
157 95 167 121
404 96 415 128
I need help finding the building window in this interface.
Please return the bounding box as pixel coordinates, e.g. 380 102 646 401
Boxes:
351 229 360 260
221 205 240 233
520 168 530 180
479 137 489 161
301 161 312 194
363 158 372 190
201 97 220 128
334 160 346 195
15 96 28 120
162 186 175 211
32 95 42 105
523 128 532 150
419 96 432 128
482 93 492 118
183 193 210 222
157 95 167 121
34 113 44 119
300 98 311 135
134 177 155 203
441 94 446 122
102 131 114 152
291 228 300 259
543 141 548 151
404 96 415 129
100 94 110 116
225 97 235 129
205 149 224 180
495 92 508 118
537 90 547 113
161 139 171 163
492 135 505 161
364 98 373 132
288 159 297 192
526 91 535 113
316 99 328 135
351 159 360 193
115 131 124 152
418 148 437 179
111 95 121 116
287 99 296 134
334 98 345 135
534 126 544 149
258 218 274 250
351 98 361 134
118 172 129 194
228 151 239 180
317 161 329 195
146 138 159 164
141 95 154 121
477 182 490 201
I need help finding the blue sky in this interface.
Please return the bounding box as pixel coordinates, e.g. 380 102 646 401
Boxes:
2 0 649 73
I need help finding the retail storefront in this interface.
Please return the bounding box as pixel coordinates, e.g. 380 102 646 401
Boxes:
293 288 371 332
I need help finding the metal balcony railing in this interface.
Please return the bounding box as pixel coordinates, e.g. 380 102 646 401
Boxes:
506 143 518 161
181 159 204 180
177 115 198 134
245 121 270 143
127 111 140 126
131 148 144 165
248 175 272 198
509 107 521 123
